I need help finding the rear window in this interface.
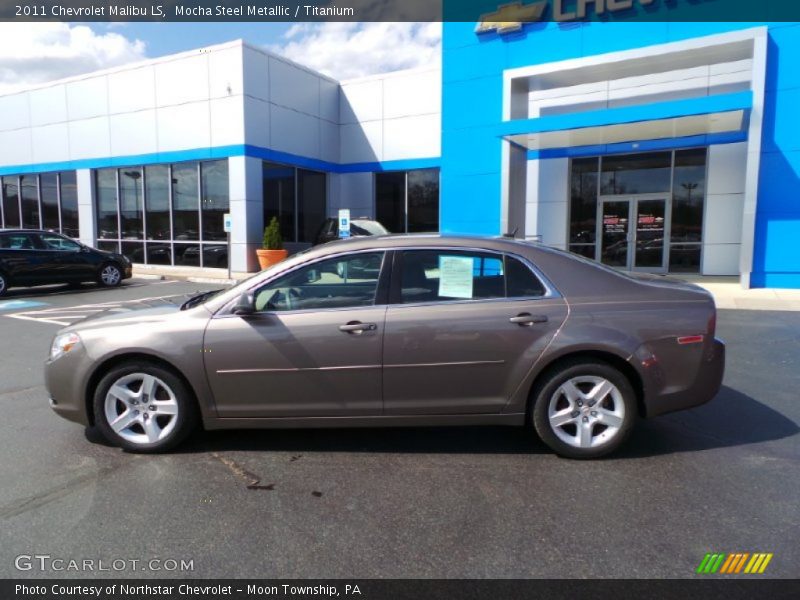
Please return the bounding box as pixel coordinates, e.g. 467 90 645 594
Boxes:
0 233 36 249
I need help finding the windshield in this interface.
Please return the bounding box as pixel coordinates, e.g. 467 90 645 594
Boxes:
180 289 225 310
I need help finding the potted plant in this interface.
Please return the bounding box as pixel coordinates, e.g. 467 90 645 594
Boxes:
256 216 289 270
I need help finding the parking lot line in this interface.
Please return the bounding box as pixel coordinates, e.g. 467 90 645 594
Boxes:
4 294 183 327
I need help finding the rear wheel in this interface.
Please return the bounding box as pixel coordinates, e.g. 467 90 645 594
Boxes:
531 359 636 459
0 272 7 297
98 263 122 287
93 362 198 453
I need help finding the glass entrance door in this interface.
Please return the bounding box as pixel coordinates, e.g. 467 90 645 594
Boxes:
599 197 667 272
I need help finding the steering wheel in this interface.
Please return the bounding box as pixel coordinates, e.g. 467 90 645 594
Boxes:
284 287 302 311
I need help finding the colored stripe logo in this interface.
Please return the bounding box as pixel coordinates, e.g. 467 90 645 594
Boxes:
697 553 773 574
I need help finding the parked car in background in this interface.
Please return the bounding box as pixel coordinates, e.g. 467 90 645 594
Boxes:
45 235 724 458
0 230 132 296
315 217 389 245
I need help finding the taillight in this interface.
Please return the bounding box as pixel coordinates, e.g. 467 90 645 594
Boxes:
708 310 717 338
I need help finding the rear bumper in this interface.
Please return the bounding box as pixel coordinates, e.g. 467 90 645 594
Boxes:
644 338 726 418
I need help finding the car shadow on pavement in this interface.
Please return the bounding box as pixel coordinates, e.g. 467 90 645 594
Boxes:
1 282 127 299
616 385 799 459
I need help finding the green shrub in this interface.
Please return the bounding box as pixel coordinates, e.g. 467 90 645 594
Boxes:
262 216 283 250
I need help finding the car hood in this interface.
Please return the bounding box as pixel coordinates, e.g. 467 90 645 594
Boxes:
62 295 205 332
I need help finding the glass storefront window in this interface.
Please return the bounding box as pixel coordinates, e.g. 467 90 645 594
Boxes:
569 157 598 258
1 177 20 228
600 152 671 195
201 161 230 243
297 169 326 243
20 175 39 229
172 163 199 241
263 162 296 243
671 148 707 244
119 168 144 240
375 169 440 234
95 160 229 268
40 173 60 231
60 172 79 238
407 169 439 233
145 165 170 241
96 170 119 239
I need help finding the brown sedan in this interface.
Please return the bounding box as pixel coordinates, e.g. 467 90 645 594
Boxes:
45 235 725 458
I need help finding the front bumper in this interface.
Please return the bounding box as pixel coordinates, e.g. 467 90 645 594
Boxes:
644 337 726 418
44 344 94 427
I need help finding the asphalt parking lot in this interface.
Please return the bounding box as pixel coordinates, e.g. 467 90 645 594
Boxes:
0 279 798 579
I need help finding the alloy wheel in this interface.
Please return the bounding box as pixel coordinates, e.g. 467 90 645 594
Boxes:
547 375 625 449
103 373 179 445
101 265 121 286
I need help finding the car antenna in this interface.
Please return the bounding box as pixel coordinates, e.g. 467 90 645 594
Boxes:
503 227 519 239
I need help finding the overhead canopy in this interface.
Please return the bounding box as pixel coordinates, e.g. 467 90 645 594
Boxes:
499 92 752 152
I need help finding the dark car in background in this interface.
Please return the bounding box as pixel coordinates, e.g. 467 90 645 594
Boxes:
44 235 724 458
315 218 389 245
0 230 132 296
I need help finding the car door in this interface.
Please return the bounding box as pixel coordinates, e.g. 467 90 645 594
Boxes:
0 232 49 283
382 249 568 415
204 251 389 418
36 233 95 281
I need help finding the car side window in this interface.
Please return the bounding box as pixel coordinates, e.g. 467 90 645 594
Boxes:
399 250 506 304
254 252 385 312
39 234 80 251
505 255 546 298
0 233 36 250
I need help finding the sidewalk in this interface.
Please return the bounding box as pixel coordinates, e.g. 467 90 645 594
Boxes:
133 266 800 312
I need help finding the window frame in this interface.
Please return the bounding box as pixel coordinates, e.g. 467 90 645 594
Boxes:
374 168 440 234
389 247 556 307
245 250 392 316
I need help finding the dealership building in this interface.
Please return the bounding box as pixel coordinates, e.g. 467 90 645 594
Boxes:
0 15 798 288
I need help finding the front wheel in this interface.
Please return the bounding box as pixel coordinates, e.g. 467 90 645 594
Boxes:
97 263 123 288
93 362 198 453
531 359 636 459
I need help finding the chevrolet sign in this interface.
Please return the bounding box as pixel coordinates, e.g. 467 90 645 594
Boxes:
477 0 675 34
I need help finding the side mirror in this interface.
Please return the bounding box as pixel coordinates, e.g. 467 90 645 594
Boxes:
232 292 255 316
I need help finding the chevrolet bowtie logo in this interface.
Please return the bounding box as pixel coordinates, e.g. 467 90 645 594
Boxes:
475 1 548 35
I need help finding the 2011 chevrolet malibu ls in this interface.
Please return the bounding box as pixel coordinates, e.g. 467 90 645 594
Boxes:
45 235 725 459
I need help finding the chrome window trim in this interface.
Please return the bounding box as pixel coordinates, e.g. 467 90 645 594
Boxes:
215 244 561 318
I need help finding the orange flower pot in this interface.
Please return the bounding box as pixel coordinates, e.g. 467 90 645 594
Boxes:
256 248 288 270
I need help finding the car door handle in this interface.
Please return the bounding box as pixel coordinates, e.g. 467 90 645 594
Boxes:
509 313 548 326
339 321 377 334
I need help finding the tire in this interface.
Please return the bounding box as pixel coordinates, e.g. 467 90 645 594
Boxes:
531 359 636 459
93 361 198 453
0 271 7 297
97 263 123 288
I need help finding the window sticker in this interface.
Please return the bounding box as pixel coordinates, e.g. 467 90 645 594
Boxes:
438 255 474 299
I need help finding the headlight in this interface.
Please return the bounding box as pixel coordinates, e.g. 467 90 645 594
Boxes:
50 332 81 361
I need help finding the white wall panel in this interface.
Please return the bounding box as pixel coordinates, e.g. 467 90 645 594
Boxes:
155 54 209 107
0 129 32 165
383 114 440 160
383 69 441 119
242 46 270 102
66 77 108 121
340 79 383 124
336 172 374 217
269 58 320 117
209 46 244 99
109 110 158 157
704 193 745 245
270 105 319 158
537 201 569 248
68 117 111 160
319 77 339 123
29 85 68 126
31 123 70 164
702 243 741 275
156 102 210 151
340 121 382 163
243 96 270 148
537 158 569 203
210 96 245 147
707 142 747 195
108 67 156 114
320 120 339 163
0 93 30 132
